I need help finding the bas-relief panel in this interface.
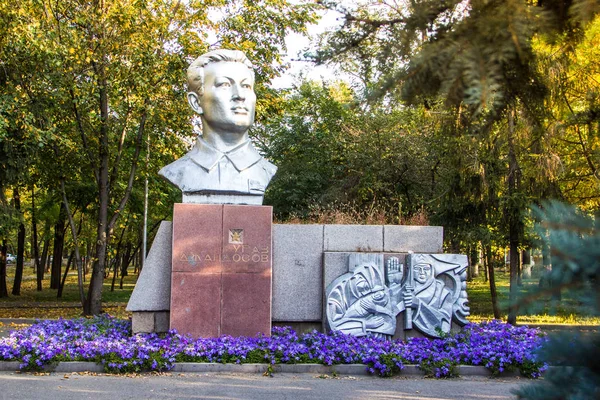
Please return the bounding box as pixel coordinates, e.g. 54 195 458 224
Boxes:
326 253 470 339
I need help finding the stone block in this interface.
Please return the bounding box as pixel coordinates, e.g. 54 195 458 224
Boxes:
323 252 350 292
221 272 271 337
222 205 272 274
0 362 20 371
172 204 223 273
383 225 443 253
170 271 221 338
154 311 170 333
323 225 383 252
323 252 406 334
126 221 172 312
132 312 155 334
170 204 273 338
54 362 104 373
272 224 324 321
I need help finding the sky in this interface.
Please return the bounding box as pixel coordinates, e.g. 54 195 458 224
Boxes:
270 8 345 89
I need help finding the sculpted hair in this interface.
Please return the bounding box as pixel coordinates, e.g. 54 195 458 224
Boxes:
187 49 254 95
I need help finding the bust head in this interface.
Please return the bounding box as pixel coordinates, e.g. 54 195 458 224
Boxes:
158 49 277 205
187 50 256 149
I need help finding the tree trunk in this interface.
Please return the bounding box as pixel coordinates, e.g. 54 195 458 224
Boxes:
0 240 8 298
31 186 41 291
485 244 501 319
507 108 521 325
468 245 479 280
57 250 75 298
84 242 92 280
111 255 119 292
51 202 66 289
85 60 110 316
60 179 86 309
11 187 25 296
119 242 131 290
40 234 49 281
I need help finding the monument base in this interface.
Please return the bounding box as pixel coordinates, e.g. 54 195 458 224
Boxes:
170 203 273 338
132 311 170 334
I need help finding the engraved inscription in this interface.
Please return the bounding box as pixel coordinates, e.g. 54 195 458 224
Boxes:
177 245 270 266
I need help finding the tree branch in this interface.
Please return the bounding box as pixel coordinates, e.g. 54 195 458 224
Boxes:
108 107 132 191
107 106 149 234
69 87 100 184
60 178 86 309
562 92 600 180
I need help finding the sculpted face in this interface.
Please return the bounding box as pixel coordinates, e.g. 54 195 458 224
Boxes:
413 263 433 285
195 61 256 135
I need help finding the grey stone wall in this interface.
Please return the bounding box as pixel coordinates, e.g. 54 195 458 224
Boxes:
128 223 444 334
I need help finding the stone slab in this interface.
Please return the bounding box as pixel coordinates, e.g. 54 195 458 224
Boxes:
220 205 272 337
53 362 104 373
383 225 443 253
221 272 271 337
155 311 170 333
323 252 407 333
172 204 222 273
323 252 350 292
170 204 272 338
222 205 272 274
170 272 221 338
272 224 324 321
170 363 370 375
0 362 20 371
324 225 383 252
126 221 172 312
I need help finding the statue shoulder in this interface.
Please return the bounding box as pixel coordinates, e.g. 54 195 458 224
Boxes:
158 156 193 188
260 158 277 180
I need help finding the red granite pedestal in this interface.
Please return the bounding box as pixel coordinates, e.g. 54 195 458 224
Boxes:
170 204 272 338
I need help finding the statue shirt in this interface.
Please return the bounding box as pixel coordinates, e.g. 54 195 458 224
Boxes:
158 138 277 197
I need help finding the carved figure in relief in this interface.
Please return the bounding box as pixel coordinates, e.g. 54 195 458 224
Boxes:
325 253 470 339
159 49 276 205
326 254 396 339
403 254 454 337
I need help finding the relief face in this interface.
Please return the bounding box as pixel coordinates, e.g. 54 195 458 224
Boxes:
325 253 470 339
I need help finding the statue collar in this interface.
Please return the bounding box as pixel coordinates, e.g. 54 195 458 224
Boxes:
189 137 262 172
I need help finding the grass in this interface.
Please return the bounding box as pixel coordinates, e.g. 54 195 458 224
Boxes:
0 261 134 319
1 260 598 325
467 268 600 325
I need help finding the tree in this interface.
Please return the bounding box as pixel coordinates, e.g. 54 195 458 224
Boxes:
316 0 600 322
0 0 316 314
515 201 600 399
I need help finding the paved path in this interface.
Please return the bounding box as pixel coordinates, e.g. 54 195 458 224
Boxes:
0 371 527 400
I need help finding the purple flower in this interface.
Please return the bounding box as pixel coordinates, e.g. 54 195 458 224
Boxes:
0 316 546 377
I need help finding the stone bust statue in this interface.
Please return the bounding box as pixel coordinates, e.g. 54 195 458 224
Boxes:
159 49 277 205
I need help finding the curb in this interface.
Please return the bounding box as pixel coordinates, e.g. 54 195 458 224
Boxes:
0 361 507 376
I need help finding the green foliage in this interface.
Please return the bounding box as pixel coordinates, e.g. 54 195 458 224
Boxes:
260 80 442 221
515 201 600 399
418 356 459 379
367 353 404 377
0 0 317 314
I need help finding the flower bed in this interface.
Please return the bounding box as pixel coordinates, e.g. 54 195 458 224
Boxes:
0 316 547 378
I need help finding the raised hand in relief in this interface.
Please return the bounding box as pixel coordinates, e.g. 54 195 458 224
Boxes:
386 256 403 286
386 256 404 311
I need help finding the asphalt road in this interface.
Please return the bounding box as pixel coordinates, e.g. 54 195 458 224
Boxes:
0 371 529 400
